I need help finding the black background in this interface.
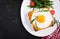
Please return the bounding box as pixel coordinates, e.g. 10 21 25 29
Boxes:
0 0 41 39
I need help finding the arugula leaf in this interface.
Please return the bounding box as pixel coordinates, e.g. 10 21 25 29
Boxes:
28 0 53 9
53 17 60 27
53 17 58 24
30 18 36 24
35 22 37 26
30 16 37 24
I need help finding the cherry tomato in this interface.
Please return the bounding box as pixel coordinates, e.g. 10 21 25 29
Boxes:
30 1 35 7
50 10 55 15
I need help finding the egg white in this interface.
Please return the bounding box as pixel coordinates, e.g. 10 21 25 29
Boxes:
31 10 54 28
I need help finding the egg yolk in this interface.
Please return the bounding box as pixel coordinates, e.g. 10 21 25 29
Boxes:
36 15 45 23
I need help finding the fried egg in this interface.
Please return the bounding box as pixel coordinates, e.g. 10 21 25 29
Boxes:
28 10 54 31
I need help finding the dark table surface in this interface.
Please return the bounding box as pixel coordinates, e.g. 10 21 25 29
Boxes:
0 0 41 39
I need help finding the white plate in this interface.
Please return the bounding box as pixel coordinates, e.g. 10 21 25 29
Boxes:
21 0 60 37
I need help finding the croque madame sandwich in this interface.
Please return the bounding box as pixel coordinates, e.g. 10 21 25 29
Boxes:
28 10 54 31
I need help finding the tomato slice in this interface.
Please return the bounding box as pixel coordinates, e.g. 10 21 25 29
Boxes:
50 10 55 15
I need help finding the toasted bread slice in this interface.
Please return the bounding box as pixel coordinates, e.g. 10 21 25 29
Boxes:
28 10 54 31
